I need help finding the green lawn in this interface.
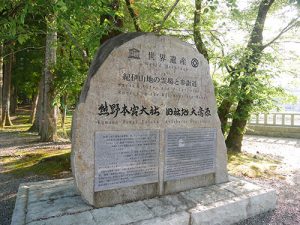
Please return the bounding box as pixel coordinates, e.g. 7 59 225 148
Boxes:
0 107 72 177
2 149 71 177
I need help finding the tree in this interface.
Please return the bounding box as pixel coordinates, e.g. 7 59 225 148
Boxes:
0 1 33 126
125 0 141 32
99 0 123 44
40 13 58 141
2 42 13 126
0 44 3 127
217 0 299 152
2 0 297 148
193 0 209 62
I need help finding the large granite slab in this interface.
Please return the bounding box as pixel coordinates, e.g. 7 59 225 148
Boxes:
71 33 228 207
11 177 277 225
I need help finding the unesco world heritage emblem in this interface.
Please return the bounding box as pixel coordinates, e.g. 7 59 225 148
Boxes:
191 58 199 68
128 48 140 59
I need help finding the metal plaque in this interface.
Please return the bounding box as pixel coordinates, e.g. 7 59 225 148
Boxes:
94 130 159 191
164 128 216 181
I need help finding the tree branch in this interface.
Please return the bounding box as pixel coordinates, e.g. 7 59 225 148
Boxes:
193 0 209 62
63 23 89 63
162 28 220 33
209 31 232 73
0 2 26 17
125 0 141 32
262 17 299 49
154 0 180 33
2 46 45 59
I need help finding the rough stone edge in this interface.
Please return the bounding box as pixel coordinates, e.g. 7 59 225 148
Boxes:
190 188 277 225
71 32 146 205
11 184 29 225
79 32 146 103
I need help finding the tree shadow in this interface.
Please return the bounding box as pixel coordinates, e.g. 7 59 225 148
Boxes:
2 152 71 178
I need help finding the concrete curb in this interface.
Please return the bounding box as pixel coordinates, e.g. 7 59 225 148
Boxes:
11 177 277 225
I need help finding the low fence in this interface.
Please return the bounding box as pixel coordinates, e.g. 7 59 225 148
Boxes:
246 112 300 138
249 112 300 127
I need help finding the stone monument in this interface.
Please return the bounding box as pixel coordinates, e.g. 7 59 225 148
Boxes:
11 33 277 225
71 33 228 207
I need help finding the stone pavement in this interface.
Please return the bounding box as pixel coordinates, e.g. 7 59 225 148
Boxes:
11 177 276 225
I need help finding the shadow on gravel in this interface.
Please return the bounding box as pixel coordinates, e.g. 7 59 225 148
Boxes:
0 131 40 148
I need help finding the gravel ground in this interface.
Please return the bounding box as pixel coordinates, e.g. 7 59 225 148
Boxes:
234 176 300 225
0 134 300 225
0 131 71 225
235 135 300 225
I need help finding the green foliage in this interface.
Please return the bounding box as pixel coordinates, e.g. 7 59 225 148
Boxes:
212 0 299 122
0 1 31 43
12 23 45 101
1 0 299 130
53 56 86 105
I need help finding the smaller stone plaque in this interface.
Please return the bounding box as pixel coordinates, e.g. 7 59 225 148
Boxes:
94 130 159 191
165 128 216 181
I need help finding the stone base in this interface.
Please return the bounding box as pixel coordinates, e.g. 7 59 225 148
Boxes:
11 177 276 225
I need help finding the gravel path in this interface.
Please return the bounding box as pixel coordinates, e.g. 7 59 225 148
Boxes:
233 176 300 225
243 135 300 170
0 131 71 225
235 135 300 225
1 133 300 225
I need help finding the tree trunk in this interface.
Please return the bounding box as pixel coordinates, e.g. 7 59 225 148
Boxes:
223 0 275 152
60 95 67 129
29 78 43 132
125 0 141 32
218 98 233 134
29 92 38 124
217 70 241 134
225 97 253 152
2 44 13 127
0 44 3 127
10 85 17 115
193 0 209 62
40 15 57 141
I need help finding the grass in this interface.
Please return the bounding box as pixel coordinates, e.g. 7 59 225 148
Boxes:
227 151 283 179
0 106 72 177
0 107 73 140
1 114 32 132
57 115 72 139
1 148 71 177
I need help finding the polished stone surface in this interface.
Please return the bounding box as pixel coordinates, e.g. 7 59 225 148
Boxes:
94 130 159 191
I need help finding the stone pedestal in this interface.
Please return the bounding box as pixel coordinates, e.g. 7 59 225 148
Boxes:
11 177 276 225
